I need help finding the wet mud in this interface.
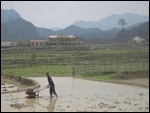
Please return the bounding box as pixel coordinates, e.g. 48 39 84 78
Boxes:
1 77 149 112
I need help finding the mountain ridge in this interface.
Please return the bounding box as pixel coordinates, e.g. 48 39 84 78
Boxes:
1 9 22 24
1 9 149 44
73 12 149 30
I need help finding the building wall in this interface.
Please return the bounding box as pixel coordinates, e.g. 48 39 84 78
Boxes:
48 37 77 45
30 36 79 46
31 42 44 46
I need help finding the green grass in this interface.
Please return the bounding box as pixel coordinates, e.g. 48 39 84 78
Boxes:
1 65 72 77
79 70 149 81
1 45 149 60
80 71 119 80
1 45 149 78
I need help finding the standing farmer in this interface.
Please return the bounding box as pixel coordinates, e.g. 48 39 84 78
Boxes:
46 73 58 98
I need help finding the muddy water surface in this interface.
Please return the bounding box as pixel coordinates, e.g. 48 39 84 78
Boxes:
1 82 19 92
1 77 149 112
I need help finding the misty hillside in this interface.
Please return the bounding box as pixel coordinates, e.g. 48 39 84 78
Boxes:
37 25 121 40
1 9 149 44
73 13 149 30
36 27 56 38
56 25 102 35
1 18 42 41
1 9 42 41
115 21 149 42
37 25 103 39
1 9 22 24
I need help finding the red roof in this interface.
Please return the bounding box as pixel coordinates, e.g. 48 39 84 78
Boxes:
30 40 47 43
48 35 58 38
48 35 76 39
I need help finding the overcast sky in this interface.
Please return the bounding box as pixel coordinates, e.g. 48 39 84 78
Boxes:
1 1 149 29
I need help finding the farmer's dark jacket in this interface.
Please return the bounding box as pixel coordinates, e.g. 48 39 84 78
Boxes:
47 75 54 87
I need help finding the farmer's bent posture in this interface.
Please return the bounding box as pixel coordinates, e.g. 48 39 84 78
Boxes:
46 73 58 98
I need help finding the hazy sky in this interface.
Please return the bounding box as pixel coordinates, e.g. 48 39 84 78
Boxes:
1 1 149 29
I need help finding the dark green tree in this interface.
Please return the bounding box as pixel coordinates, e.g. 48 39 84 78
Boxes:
118 19 127 29
30 51 37 65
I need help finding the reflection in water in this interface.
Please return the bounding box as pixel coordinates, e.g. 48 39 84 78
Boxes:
25 98 39 108
72 76 76 90
47 98 57 112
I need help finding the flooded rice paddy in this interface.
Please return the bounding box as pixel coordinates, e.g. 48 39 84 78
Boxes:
1 77 149 112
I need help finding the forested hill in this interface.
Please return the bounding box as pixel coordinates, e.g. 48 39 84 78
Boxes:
1 9 42 41
1 18 42 41
1 9 22 24
115 21 149 42
1 9 149 44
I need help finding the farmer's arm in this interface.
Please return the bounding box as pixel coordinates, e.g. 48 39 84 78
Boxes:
47 84 51 88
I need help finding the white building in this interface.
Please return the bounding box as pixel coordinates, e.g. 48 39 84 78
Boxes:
133 36 145 43
1 41 16 48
